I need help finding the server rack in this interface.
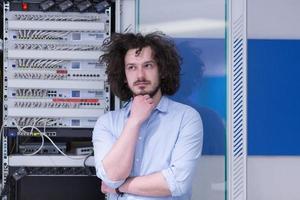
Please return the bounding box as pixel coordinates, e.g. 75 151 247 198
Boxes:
1 1 114 199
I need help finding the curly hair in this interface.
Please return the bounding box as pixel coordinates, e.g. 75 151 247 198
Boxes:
99 32 181 101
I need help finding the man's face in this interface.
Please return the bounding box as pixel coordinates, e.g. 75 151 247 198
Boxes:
124 46 161 97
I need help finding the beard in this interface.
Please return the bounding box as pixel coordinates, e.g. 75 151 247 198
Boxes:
130 80 161 98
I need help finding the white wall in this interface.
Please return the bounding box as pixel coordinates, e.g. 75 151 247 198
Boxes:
247 157 300 200
248 0 300 39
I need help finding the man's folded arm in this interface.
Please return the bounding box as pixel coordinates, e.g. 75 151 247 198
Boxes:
119 110 203 197
93 115 126 188
93 114 142 187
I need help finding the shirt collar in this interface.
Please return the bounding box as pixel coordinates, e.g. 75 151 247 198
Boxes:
123 95 169 118
156 95 168 113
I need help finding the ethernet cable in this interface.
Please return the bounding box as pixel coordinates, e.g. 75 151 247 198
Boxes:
4 118 91 165
17 125 45 156
40 119 87 160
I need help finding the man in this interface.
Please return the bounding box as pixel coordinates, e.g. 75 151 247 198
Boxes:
93 32 203 200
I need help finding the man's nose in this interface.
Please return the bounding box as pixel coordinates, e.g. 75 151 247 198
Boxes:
137 67 145 79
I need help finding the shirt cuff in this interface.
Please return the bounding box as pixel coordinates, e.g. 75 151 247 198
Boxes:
161 168 181 196
96 161 126 189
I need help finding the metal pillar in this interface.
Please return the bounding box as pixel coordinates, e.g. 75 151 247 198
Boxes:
227 0 248 200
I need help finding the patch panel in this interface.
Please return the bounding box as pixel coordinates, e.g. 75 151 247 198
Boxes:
10 71 105 81
7 117 99 128
11 100 104 109
7 79 106 90
11 42 102 51
12 13 101 22
9 88 104 99
9 59 105 70
8 49 101 60
7 11 109 32
9 30 106 42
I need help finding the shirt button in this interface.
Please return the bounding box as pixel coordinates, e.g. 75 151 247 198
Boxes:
138 137 142 140
136 158 139 162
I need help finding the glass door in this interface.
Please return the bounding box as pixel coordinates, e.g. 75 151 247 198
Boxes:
137 1 227 199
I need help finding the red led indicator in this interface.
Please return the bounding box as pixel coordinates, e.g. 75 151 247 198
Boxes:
22 2 28 11
56 69 68 74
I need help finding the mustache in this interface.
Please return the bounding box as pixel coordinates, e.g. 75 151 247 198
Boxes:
133 80 151 85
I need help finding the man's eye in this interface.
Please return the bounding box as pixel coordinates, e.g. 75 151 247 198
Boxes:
145 64 152 68
127 66 135 70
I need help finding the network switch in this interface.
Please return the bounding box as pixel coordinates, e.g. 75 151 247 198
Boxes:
19 143 67 155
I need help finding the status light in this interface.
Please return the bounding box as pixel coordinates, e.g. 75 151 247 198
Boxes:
21 2 28 11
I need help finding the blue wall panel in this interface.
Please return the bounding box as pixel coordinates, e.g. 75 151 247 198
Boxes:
248 39 300 155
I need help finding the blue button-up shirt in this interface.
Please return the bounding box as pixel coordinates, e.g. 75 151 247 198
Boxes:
93 96 203 200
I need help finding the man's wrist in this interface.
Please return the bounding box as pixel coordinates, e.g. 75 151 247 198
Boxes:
127 117 143 127
116 177 131 196
115 187 124 196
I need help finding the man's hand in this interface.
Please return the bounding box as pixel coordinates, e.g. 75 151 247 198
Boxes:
129 95 155 124
101 182 116 194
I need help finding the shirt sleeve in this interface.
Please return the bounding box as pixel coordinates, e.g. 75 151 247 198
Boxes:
92 114 126 188
161 108 203 197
